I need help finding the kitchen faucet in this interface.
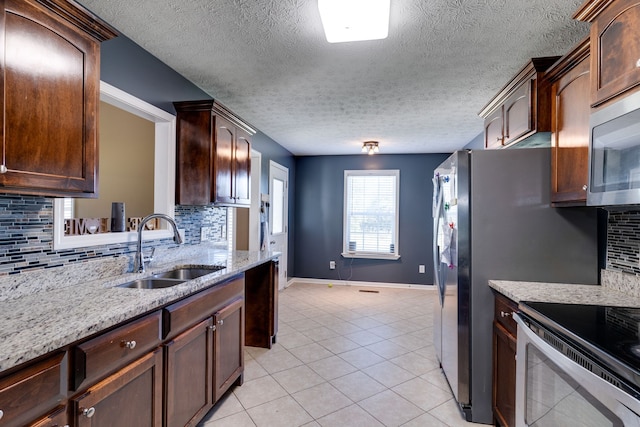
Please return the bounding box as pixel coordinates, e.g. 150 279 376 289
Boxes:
134 213 183 273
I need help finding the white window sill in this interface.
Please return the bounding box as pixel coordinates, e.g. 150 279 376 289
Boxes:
341 252 401 260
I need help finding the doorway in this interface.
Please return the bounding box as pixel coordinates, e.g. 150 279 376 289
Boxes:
269 161 288 289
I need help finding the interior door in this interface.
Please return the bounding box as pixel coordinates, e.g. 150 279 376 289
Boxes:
269 161 288 289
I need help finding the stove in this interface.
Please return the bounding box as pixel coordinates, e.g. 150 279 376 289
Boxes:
519 301 640 399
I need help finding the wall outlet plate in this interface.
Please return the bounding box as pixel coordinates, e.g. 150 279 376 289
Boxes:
419 265 425 273
329 260 336 270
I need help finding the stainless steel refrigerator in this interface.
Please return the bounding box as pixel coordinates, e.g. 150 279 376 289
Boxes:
432 148 599 424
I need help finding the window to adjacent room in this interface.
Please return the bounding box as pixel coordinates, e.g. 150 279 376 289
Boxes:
343 169 400 260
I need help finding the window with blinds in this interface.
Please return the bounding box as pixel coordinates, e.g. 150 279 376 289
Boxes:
343 170 400 259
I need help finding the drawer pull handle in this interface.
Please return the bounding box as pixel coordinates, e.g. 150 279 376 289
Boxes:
122 340 137 349
82 407 96 418
500 311 511 318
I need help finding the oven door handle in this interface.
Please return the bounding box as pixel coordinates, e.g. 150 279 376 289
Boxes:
513 313 640 427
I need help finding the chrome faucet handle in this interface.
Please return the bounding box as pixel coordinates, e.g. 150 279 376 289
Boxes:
143 247 156 264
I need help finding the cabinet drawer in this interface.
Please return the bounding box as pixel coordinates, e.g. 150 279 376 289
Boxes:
163 274 244 340
28 405 68 427
72 311 161 391
494 293 518 337
0 353 66 427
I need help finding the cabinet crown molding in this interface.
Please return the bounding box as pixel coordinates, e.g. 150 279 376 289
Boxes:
173 100 257 135
573 0 617 22
36 0 118 41
544 37 590 83
478 57 559 118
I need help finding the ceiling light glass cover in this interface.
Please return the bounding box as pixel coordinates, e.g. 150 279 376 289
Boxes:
362 141 380 155
318 0 390 43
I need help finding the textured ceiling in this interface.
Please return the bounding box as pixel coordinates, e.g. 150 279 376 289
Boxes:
78 0 590 155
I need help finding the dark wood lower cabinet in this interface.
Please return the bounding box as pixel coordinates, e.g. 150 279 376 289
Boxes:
1 263 276 427
493 322 517 427
164 318 214 427
72 349 163 427
493 292 518 427
245 260 278 348
29 406 68 427
214 298 245 401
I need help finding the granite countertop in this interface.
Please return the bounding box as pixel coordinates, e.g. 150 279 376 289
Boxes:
489 269 640 307
0 244 279 373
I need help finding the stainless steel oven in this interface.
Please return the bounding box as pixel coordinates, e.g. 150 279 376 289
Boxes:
514 305 640 427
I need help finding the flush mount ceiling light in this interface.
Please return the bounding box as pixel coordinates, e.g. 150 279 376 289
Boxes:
362 141 380 155
318 0 390 43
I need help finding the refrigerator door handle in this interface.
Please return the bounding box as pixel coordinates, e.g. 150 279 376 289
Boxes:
432 175 444 306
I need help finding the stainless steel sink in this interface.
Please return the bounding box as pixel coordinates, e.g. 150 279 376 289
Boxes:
117 266 225 289
152 266 224 280
118 278 186 289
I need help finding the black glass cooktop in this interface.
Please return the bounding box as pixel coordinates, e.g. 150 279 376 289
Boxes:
520 301 640 391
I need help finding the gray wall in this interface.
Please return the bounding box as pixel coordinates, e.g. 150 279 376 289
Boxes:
294 153 450 285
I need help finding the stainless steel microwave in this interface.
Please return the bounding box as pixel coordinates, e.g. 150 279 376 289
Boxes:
588 90 640 206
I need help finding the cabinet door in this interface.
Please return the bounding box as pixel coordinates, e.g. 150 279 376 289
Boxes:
591 0 640 106
484 108 504 149
73 349 162 427
0 353 66 427
165 318 213 427
0 0 100 197
551 56 590 204
503 81 532 145
493 321 517 427
175 110 213 205
214 115 235 205
214 298 244 402
234 128 252 205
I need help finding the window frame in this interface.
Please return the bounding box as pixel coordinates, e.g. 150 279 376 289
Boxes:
342 169 400 260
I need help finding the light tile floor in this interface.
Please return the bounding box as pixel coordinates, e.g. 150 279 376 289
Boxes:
198 282 482 427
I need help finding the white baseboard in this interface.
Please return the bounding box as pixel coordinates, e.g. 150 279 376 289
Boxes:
288 277 436 291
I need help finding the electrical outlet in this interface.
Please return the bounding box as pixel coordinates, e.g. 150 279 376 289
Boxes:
329 260 336 270
419 265 425 274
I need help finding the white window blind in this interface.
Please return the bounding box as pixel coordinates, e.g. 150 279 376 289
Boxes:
343 170 400 259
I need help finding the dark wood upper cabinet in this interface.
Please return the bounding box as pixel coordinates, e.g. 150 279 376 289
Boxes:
174 100 255 207
479 57 559 149
575 0 640 107
0 0 116 197
546 38 591 205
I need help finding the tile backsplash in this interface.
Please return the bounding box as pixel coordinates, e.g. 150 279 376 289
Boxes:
0 194 228 275
607 209 640 276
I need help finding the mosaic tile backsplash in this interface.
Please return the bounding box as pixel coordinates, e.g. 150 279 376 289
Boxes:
0 194 228 275
607 210 640 276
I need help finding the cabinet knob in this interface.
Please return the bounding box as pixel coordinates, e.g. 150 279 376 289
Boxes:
500 311 511 318
582 184 588 191
636 58 640 68
82 407 96 418
0 165 6 174
122 340 137 349
208 325 217 331
0 409 3 420
218 319 224 326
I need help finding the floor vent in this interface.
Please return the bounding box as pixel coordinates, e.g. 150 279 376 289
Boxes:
359 289 380 293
